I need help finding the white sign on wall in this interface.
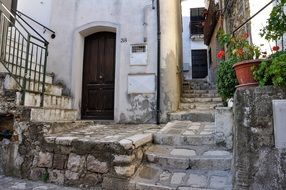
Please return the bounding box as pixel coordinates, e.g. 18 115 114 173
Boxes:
130 44 148 65
128 74 155 94
273 100 286 149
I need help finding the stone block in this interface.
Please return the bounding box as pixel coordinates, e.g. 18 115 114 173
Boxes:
113 154 135 164
187 173 208 188
48 169 65 185
86 155 108 174
119 139 134 150
52 154 68 170
67 153 85 173
159 171 171 183
37 152 53 168
209 175 228 189
102 176 130 190
126 133 152 148
215 107 233 139
170 173 186 185
114 165 136 177
81 173 103 186
65 170 80 180
30 168 47 181
170 149 196 157
55 137 78 146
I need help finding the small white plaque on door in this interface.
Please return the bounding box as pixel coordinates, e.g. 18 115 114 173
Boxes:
128 74 155 94
273 100 286 149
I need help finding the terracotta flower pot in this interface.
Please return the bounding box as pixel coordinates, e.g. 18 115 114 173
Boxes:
232 59 261 88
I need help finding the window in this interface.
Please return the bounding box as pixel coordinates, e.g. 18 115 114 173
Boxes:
190 8 205 36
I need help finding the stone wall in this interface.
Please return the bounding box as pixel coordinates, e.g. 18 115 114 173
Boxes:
224 0 251 35
0 122 152 189
233 86 286 190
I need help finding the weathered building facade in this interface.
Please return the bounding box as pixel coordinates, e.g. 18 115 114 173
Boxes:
16 0 183 124
204 0 276 83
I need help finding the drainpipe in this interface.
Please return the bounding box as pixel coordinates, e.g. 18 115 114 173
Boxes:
156 0 161 124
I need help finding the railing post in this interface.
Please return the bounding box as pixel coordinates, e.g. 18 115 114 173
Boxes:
40 43 48 107
22 34 30 105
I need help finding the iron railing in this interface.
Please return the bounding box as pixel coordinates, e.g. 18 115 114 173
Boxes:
0 1 54 106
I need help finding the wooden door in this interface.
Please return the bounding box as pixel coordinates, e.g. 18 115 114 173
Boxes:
192 50 208 78
82 32 116 120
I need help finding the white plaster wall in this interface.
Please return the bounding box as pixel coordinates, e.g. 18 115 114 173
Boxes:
249 0 275 55
46 0 158 122
159 0 182 122
16 0 52 39
181 0 207 80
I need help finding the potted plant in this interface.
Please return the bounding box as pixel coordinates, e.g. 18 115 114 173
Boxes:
253 0 286 86
253 50 286 86
216 30 261 88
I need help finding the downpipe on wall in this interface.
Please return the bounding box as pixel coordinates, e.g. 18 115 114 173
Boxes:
156 0 161 124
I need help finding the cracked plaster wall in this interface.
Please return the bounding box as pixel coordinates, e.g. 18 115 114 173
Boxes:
233 86 286 190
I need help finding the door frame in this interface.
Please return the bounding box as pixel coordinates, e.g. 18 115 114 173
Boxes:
71 22 120 121
81 31 116 120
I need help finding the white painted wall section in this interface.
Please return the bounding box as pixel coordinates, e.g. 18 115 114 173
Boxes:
181 0 207 80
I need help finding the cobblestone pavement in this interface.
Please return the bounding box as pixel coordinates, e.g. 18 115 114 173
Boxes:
0 175 84 190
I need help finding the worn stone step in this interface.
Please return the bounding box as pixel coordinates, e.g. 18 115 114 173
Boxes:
182 89 218 95
24 92 72 109
3 74 62 96
183 85 216 91
153 121 222 146
0 62 53 84
180 97 222 103
129 163 232 190
168 110 214 122
180 102 222 110
182 92 219 98
145 145 232 170
29 107 77 122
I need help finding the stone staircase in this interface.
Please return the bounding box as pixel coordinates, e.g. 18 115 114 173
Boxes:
129 80 233 189
168 80 222 122
0 37 77 122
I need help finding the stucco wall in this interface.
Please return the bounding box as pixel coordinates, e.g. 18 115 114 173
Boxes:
16 0 184 123
18 0 159 123
159 0 183 123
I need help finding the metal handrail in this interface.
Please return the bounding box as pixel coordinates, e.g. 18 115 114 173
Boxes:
0 1 50 107
15 9 56 39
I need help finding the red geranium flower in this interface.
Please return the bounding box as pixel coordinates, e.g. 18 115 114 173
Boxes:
217 50 225 59
272 45 280 51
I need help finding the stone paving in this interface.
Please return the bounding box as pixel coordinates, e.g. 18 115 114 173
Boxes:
154 121 225 146
130 164 232 190
0 175 87 190
45 124 161 146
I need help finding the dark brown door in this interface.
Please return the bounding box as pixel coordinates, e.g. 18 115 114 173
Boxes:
82 32 116 120
192 50 208 78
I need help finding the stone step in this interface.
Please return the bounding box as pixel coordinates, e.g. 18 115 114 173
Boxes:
145 145 232 170
180 102 222 110
24 92 72 109
182 85 216 91
0 62 53 84
168 110 214 122
182 89 218 95
29 107 77 122
3 74 62 96
129 164 232 190
182 92 219 99
153 121 222 146
180 97 222 103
